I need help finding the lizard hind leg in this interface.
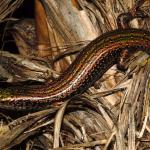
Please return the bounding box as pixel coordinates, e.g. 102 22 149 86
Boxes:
117 49 129 72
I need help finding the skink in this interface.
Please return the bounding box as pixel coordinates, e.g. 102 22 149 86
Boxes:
1 28 150 111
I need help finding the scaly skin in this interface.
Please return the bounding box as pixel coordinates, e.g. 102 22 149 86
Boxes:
1 28 150 111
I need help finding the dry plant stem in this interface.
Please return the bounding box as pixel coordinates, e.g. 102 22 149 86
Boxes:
53 101 69 148
128 109 136 150
136 64 150 138
0 108 58 149
34 0 50 57
52 139 107 150
0 51 56 82
43 0 100 72
63 118 83 141
116 62 150 149
52 41 89 63
0 0 23 23
103 130 116 150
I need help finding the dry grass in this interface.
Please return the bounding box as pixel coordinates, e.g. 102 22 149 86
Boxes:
0 0 150 149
